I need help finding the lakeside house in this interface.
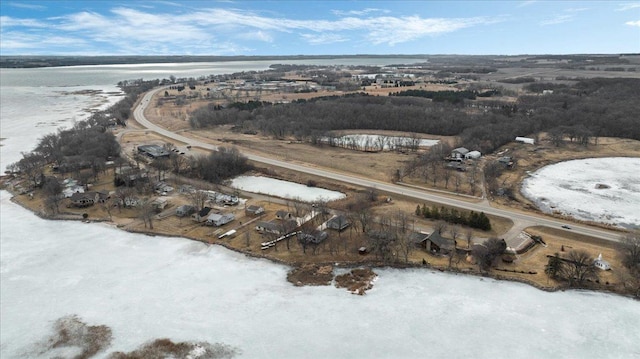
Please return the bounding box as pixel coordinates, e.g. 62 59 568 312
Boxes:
176 205 196 217
276 210 293 220
245 205 265 216
255 220 281 234
326 214 350 231
206 213 235 227
414 231 457 254
138 144 170 159
70 192 98 208
192 207 212 222
451 147 469 160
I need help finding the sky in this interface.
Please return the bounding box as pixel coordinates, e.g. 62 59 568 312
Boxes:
0 1 639 56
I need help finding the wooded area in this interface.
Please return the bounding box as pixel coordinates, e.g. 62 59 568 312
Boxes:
189 78 640 154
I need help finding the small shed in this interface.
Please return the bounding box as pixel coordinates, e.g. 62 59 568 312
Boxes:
515 137 535 145
593 253 611 271
465 150 481 160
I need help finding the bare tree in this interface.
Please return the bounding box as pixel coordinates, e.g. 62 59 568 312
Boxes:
189 190 209 210
138 199 155 229
434 220 448 235
618 230 640 273
357 207 373 233
465 229 474 249
442 164 452 189
449 225 461 245
560 250 598 287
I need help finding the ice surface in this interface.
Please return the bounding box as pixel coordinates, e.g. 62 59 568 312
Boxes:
323 134 439 150
2 190 639 358
522 157 640 228
230 175 346 202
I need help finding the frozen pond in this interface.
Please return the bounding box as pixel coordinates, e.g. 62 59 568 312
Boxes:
323 134 439 151
522 157 640 228
230 175 346 202
2 190 640 358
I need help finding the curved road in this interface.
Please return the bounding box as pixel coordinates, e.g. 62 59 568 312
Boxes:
133 87 623 244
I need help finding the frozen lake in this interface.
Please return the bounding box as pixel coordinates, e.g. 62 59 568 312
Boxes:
522 157 640 228
2 62 640 358
2 190 640 358
230 175 346 202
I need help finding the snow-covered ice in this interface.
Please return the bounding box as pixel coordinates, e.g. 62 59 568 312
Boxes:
230 175 346 202
522 157 640 228
323 134 439 151
2 190 640 358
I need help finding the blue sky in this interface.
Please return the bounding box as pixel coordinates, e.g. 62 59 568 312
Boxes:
1 1 639 56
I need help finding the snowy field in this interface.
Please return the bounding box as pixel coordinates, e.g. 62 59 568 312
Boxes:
230 176 346 202
2 190 640 358
522 157 640 228
323 134 439 151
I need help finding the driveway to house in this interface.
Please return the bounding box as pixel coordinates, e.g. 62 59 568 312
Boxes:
132 87 623 245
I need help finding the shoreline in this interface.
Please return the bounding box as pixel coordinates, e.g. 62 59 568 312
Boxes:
5 186 633 299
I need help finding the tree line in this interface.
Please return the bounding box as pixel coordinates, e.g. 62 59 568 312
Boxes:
415 204 492 231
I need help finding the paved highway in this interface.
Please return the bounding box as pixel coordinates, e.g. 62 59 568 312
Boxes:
133 87 623 244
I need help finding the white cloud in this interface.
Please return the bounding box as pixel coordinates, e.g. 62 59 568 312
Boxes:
1 6 502 54
616 3 640 11
236 30 274 42
540 14 573 26
565 7 589 13
0 16 47 28
8 2 46 10
300 33 348 45
517 1 537 8
625 20 640 27
332 8 390 16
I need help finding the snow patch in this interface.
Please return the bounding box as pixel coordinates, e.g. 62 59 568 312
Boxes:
230 176 346 202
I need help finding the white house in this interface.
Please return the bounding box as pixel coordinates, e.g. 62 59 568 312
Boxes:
451 147 469 160
593 253 611 270
515 137 535 145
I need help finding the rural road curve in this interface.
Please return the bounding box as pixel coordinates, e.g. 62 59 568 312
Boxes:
133 87 623 244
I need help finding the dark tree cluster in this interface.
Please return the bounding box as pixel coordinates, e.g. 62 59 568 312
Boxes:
390 89 480 103
415 204 491 231
545 250 599 287
189 147 251 184
8 116 120 186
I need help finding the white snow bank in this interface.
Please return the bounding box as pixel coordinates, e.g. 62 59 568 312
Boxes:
522 157 640 228
230 176 346 202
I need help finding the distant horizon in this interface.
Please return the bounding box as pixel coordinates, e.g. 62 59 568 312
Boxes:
1 1 638 56
3 53 639 58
